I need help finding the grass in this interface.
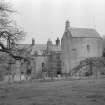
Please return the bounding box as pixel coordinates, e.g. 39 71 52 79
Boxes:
0 78 105 105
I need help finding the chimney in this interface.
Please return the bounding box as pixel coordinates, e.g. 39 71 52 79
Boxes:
56 37 60 46
32 38 35 45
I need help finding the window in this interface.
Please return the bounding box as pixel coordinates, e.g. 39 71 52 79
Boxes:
87 45 90 51
72 48 76 51
42 62 45 67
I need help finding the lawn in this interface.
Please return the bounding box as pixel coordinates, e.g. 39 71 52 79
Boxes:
0 78 105 105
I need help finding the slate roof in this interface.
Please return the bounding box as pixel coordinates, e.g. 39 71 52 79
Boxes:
31 44 47 55
16 43 61 56
66 27 101 38
32 44 47 51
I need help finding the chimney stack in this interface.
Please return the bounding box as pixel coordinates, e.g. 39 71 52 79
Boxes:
32 38 35 45
56 37 60 46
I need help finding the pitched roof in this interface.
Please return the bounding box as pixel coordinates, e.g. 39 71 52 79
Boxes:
65 27 101 38
16 44 31 49
32 44 47 51
16 43 61 55
31 44 47 55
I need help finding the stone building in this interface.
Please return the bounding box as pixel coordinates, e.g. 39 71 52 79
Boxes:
16 38 62 78
61 20 103 74
46 38 62 77
7 20 103 79
31 38 62 78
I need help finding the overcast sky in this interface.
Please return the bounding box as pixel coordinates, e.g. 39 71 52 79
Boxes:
7 0 105 44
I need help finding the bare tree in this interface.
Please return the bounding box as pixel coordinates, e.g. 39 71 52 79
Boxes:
0 1 26 81
0 0 25 48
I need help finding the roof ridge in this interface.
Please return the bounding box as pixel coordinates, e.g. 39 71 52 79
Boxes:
70 27 96 30
63 27 100 38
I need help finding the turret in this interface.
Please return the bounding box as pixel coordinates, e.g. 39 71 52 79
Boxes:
47 39 52 46
65 20 70 31
47 39 52 52
64 20 72 38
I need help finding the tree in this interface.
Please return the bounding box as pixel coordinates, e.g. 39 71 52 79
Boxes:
0 1 25 55
0 1 26 81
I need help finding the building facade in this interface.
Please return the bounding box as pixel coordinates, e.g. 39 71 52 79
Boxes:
61 20 103 74
46 38 62 77
16 37 62 78
14 20 103 78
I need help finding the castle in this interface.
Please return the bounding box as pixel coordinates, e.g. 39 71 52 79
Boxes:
16 37 62 78
14 20 103 79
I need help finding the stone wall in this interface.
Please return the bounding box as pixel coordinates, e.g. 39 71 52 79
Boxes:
31 56 47 78
61 36 103 73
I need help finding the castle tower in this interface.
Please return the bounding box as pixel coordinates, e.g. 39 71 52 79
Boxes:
61 20 72 73
47 39 52 52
